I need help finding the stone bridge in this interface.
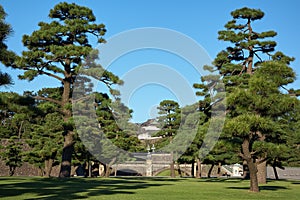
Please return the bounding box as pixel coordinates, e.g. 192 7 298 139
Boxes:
109 153 300 180
111 153 191 176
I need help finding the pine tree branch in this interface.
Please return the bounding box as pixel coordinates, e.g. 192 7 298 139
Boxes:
34 96 63 106
21 66 64 82
239 152 247 160
254 52 262 63
37 70 64 82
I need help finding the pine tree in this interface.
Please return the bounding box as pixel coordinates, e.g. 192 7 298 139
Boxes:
177 103 206 178
25 108 64 177
94 92 142 176
0 92 37 176
0 5 16 86
0 92 36 139
156 100 181 178
193 58 226 179
0 136 23 176
73 90 142 177
14 2 121 177
195 7 300 192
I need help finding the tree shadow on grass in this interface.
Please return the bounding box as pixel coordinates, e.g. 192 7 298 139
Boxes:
227 185 289 191
202 178 244 183
116 176 187 182
0 177 172 199
292 182 300 184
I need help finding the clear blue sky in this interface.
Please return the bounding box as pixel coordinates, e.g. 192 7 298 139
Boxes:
1 0 300 122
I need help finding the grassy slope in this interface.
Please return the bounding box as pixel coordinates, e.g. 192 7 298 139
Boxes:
0 177 299 200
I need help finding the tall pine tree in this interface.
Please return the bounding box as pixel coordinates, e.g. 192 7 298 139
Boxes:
195 7 300 192
156 100 181 178
14 2 121 177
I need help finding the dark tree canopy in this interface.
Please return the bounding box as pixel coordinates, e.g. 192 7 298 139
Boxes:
0 5 16 86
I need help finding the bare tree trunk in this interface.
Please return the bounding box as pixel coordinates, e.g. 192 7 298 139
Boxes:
208 164 214 178
272 165 279 180
196 158 201 178
217 162 222 177
105 164 111 177
271 158 279 180
114 164 118 177
105 157 116 178
9 166 15 176
38 167 44 177
102 164 107 177
45 159 54 177
191 161 195 178
59 131 74 178
177 163 182 177
184 163 187 176
88 160 92 178
170 161 176 178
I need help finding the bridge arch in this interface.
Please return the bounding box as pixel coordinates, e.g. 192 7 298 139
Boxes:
153 167 171 176
115 168 142 176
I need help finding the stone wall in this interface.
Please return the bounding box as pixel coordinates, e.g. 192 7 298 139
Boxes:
0 139 60 177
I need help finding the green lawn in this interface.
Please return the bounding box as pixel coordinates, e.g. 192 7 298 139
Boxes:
0 177 299 200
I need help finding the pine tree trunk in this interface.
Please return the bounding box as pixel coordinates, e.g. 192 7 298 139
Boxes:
9 166 15 176
208 163 214 178
196 158 201 178
45 159 53 177
177 163 182 177
247 19 254 74
191 161 195 178
170 161 175 178
104 157 116 177
88 160 92 178
242 160 250 179
257 158 267 184
102 164 107 177
105 164 111 178
217 162 222 177
272 165 279 180
248 160 260 192
59 71 74 178
98 163 103 177
114 164 118 177
242 137 260 192
272 159 279 180
38 167 43 177
59 131 74 178
256 131 267 184
184 163 187 176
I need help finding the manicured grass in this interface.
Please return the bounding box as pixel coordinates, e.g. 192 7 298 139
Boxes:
0 177 299 200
